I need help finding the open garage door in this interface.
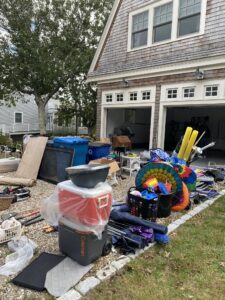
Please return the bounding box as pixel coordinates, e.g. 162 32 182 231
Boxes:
106 107 152 148
164 106 225 162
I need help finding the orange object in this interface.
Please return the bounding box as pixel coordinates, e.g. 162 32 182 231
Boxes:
165 182 172 193
171 183 190 212
143 177 158 189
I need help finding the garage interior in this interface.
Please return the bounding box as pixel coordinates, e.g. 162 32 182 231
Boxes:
165 106 225 165
106 108 151 148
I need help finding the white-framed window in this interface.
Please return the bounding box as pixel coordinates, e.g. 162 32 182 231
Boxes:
106 94 113 103
183 87 195 98
178 0 202 37
167 88 178 98
14 112 23 124
153 2 173 43
130 92 138 101
116 93 124 102
142 91 151 100
131 11 149 49
128 0 206 51
205 86 218 97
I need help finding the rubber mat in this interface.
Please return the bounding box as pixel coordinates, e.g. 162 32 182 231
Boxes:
12 252 65 291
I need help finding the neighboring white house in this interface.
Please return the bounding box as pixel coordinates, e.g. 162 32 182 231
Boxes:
0 95 40 136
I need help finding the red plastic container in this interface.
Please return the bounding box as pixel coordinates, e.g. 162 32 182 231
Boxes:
58 181 112 226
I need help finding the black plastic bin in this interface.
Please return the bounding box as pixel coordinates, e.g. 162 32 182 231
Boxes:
58 223 111 266
38 146 74 184
127 187 174 220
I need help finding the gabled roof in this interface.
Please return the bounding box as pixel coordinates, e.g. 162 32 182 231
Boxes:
88 0 121 74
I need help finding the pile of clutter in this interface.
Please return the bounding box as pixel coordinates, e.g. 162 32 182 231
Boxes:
0 127 224 298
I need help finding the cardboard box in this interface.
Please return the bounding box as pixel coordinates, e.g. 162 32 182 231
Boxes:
112 136 132 149
89 158 120 175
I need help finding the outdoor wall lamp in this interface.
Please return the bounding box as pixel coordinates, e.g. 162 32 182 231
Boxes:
195 67 205 80
122 78 129 87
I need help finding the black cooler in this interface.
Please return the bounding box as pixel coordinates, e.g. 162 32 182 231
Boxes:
58 223 111 266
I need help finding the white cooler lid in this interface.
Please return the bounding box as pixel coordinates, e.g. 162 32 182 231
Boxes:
57 180 112 197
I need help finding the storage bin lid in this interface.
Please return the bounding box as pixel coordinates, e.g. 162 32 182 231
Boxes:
57 180 112 197
53 137 89 145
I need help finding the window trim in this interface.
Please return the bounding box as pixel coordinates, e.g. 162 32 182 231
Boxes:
204 85 219 97
105 93 113 103
127 0 207 52
167 88 178 99
129 91 138 101
142 90 151 100
14 112 23 124
116 93 124 102
183 87 196 98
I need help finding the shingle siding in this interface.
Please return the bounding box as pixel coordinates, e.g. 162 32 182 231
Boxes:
90 0 225 78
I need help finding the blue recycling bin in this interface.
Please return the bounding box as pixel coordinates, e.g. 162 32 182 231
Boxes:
53 137 89 166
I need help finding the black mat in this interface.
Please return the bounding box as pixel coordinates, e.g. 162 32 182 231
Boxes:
12 252 65 291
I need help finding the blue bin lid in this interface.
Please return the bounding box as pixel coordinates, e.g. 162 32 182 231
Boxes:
53 137 89 144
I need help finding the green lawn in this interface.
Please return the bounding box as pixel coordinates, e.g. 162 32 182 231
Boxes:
85 196 225 300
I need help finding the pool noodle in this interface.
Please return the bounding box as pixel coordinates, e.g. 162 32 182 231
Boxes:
177 127 193 159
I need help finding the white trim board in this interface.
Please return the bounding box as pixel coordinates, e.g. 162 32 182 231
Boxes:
87 55 225 83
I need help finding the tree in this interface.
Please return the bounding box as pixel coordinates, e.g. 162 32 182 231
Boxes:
56 76 97 135
0 0 113 135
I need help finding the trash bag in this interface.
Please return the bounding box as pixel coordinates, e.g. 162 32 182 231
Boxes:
0 236 37 276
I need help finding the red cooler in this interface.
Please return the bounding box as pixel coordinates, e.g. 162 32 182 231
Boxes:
58 181 112 226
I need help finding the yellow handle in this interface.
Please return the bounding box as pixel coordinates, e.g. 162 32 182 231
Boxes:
177 127 193 159
183 130 199 161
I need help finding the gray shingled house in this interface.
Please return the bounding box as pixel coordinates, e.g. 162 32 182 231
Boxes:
88 0 225 152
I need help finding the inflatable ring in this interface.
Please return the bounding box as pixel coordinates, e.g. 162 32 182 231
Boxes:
171 182 190 212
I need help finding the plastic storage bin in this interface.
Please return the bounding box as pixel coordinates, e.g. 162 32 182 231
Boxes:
58 223 111 265
58 180 112 226
88 143 111 161
52 137 89 166
39 146 73 183
127 187 174 220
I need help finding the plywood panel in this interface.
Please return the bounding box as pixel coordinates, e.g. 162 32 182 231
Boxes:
16 137 48 180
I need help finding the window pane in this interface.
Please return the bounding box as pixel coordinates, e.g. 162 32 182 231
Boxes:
180 0 201 18
15 113 22 123
178 14 200 36
133 11 149 32
154 3 173 26
154 23 172 42
132 30 148 48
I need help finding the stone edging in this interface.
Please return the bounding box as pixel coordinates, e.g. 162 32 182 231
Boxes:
58 190 225 300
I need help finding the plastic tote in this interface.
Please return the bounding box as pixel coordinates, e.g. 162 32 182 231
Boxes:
53 137 89 166
88 143 111 161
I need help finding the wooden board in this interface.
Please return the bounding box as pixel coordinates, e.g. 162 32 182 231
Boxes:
16 137 48 180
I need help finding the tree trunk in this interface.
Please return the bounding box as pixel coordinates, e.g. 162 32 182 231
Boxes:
36 98 47 136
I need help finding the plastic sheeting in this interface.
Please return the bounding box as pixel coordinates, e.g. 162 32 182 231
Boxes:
0 236 37 276
41 181 112 238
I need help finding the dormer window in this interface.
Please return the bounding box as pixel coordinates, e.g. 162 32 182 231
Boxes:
132 11 149 49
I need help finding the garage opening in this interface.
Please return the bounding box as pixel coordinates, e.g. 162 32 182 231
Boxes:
106 107 151 148
165 106 225 162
